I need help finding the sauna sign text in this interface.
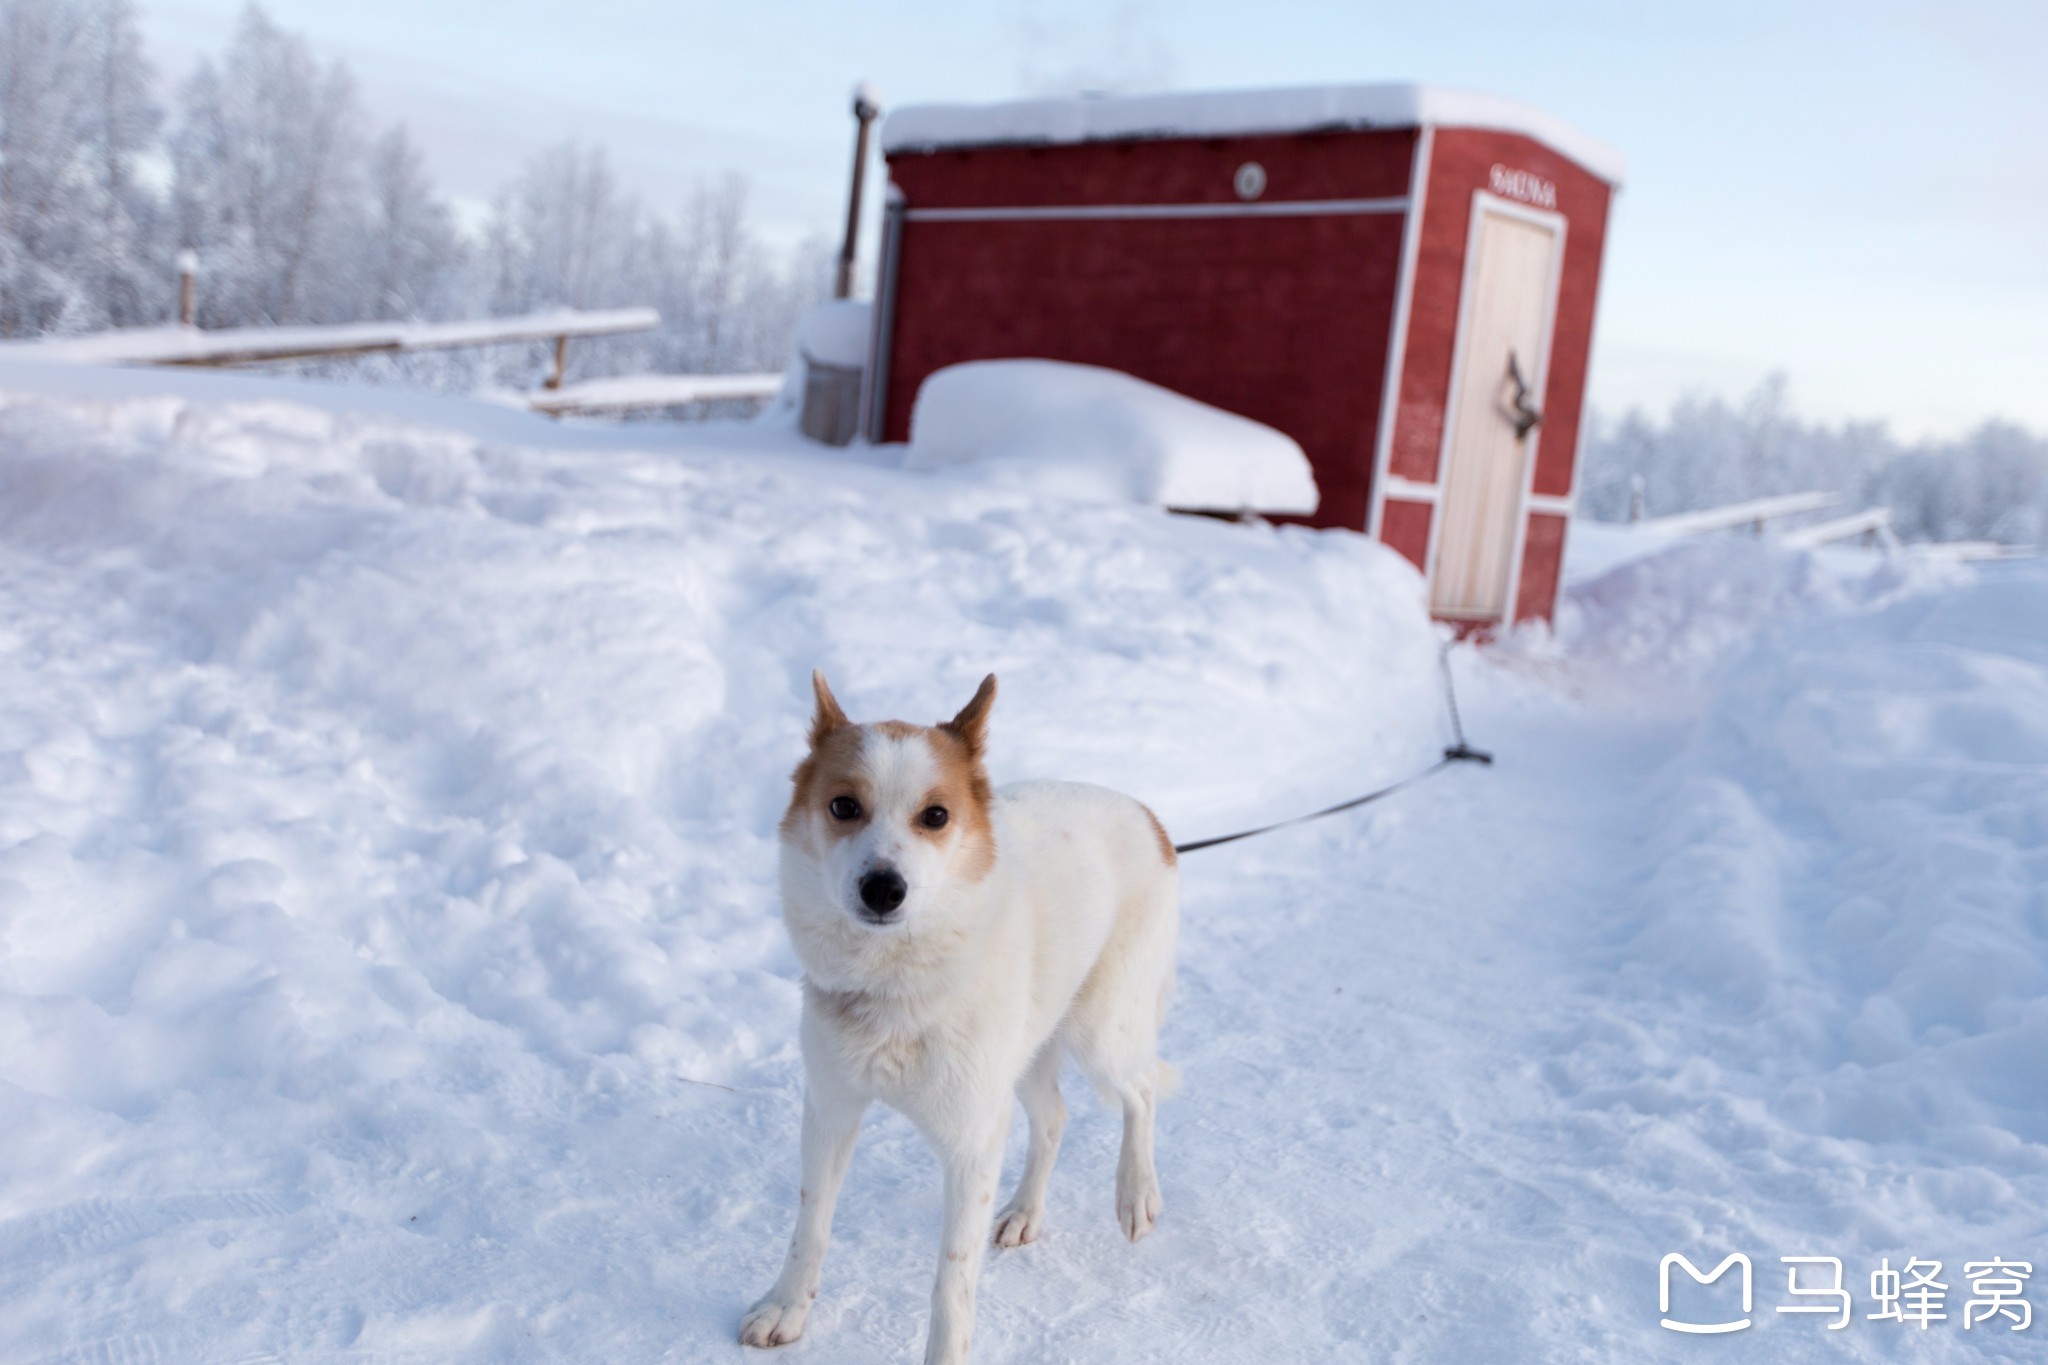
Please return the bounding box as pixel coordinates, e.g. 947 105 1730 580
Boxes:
1489 164 1557 210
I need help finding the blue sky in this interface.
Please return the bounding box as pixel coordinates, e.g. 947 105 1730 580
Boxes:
137 1 2046 439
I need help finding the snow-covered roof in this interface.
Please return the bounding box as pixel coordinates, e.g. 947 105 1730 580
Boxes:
881 82 1627 186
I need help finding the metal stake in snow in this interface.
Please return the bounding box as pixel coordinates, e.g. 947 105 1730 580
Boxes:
835 83 882 300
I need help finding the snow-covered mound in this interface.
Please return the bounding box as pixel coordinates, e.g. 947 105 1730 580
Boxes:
1556 535 2048 1149
1633 563 2048 1147
1501 537 2048 1359
0 363 1441 1361
905 359 1320 515
2 360 2044 1363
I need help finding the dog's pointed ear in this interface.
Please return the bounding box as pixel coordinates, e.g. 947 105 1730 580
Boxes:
809 669 850 747
943 674 997 757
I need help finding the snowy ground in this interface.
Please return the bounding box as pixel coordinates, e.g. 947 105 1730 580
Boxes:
0 361 2041 1362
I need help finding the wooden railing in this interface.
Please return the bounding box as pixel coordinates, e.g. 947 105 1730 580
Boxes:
1 308 660 372
1634 491 1840 538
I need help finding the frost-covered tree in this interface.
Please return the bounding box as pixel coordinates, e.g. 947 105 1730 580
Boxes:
1581 377 2048 548
0 0 159 334
473 147 826 389
0 0 91 334
482 141 640 317
1877 422 2048 548
468 141 645 385
359 124 458 320
75 0 160 326
170 4 365 325
0 0 827 400
639 174 827 376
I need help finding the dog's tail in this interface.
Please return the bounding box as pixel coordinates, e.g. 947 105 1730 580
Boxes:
1089 1059 1182 1107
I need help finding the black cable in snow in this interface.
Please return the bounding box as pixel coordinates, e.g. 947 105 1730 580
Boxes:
1173 642 1491 856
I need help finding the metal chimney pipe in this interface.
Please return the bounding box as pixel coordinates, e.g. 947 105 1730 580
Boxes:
835 83 882 300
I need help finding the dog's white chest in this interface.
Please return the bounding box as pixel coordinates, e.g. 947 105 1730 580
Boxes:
810 989 945 1095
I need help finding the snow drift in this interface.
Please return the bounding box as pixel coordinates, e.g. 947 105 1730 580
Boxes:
1564 537 2048 1150
2 358 2045 1363
0 364 1443 1361
905 359 1320 515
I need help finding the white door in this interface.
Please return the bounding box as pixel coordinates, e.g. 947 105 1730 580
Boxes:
1430 201 1562 621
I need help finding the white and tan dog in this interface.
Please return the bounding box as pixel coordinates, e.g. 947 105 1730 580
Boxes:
741 672 1179 1364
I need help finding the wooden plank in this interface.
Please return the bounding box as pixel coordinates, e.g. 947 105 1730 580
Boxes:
5 308 661 368
1778 508 1892 550
529 372 785 415
1637 491 1839 538
1911 540 2036 561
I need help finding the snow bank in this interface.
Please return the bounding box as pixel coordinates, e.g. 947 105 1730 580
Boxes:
1558 530 1967 682
906 359 1319 515
1514 534 2048 1340
1561 537 1857 676
0 367 1442 1361
6 358 2041 1362
1611 552 2048 1146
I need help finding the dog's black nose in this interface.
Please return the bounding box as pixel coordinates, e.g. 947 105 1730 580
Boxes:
858 868 907 917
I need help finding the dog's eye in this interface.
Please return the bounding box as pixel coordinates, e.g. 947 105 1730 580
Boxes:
829 796 862 821
919 806 949 830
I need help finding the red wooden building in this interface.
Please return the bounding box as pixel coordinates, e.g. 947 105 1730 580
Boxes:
860 84 1625 627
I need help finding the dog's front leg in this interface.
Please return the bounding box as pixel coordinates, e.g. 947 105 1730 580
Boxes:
924 1120 1006 1365
741 1083 867 1348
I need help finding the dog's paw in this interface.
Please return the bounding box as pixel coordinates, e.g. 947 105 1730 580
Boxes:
1116 1176 1161 1243
993 1199 1046 1248
739 1293 810 1348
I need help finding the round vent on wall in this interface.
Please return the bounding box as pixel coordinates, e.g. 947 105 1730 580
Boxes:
1233 162 1267 201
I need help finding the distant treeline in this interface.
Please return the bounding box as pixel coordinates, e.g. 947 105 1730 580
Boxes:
1581 376 2047 548
0 0 829 386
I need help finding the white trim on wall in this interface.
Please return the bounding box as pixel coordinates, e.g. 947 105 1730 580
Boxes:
901 196 1409 223
1383 474 1440 500
858 186 909 444
1366 125 1433 541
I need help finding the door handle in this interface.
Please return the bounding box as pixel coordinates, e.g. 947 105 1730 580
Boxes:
1507 351 1542 440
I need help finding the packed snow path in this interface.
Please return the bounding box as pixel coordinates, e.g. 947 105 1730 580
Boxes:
0 365 2040 1362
